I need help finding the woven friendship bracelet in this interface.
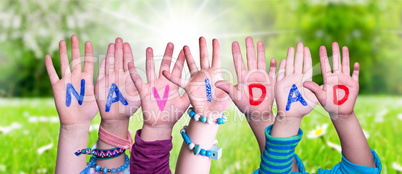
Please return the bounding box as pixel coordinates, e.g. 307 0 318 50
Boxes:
80 154 130 174
75 147 126 160
187 107 227 125
180 127 222 160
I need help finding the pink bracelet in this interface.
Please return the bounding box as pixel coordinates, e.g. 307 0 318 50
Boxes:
98 126 133 151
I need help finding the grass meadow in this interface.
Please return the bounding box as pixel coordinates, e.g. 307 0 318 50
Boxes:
0 96 401 173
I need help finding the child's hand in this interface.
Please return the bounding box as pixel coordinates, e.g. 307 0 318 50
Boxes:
215 37 276 153
45 35 98 127
163 37 232 116
128 43 190 140
276 42 317 118
95 38 141 127
216 37 276 121
303 42 359 119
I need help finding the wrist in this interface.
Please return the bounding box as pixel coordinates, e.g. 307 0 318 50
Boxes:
100 119 130 139
193 107 224 120
246 111 274 124
271 115 303 138
60 124 90 133
141 124 173 141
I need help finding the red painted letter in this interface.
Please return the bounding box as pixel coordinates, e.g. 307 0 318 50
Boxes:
333 85 349 105
248 83 267 106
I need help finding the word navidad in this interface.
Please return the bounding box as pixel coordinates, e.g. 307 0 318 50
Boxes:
285 84 350 111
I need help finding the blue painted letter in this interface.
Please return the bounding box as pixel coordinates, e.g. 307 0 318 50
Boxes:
66 79 85 107
205 78 212 102
105 83 128 112
285 84 307 111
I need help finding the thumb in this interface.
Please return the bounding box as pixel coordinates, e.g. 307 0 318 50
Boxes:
215 80 239 100
303 81 325 102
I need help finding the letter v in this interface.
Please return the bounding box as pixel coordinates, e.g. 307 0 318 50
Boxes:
153 85 170 111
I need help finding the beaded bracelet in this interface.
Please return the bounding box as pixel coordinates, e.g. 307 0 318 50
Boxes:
187 107 227 125
180 127 222 160
87 154 129 174
75 147 125 160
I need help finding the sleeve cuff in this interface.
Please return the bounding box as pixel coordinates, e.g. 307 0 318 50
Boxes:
338 149 382 174
132 129 173 155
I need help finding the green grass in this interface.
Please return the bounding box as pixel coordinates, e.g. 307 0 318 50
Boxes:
0 96 401 173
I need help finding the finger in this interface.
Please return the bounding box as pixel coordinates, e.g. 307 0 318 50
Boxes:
183 45 198 75
232 41 246 83
114 37 124 71
171 50 185 78
342 46 350 75
303 81 325 103
257 41 266 71
128 62 144 91
215 80 239 101
45 55 59 85
285 47 294 76
303 47 312 78
277 59 286 81
245 37 257 70
332 42 341 73
211 39 221 69
71 35 82 73
352 62 360 82
59 40 71 78
146 47 157 82
83 41 94 77
199 37 210 69
123 42 134 72
268 58 277 81
97 58 106 81
159 42 174 78
294 42 304 74
319 46 331 82
162 70 188 88
105 43 115 75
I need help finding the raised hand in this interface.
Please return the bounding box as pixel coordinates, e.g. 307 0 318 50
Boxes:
215 37 276 153
45 35 98 126
276 42 317 118
163 37 232 116
95 38 141 124
303 42 359 119
45 35 98 173
128 43 190 141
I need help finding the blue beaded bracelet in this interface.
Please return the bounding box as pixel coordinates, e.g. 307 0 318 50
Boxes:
180 127 222 160
187 107 227 125
87 154 129 174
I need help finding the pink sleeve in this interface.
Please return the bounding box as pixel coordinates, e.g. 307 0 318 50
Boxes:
130 129 172 174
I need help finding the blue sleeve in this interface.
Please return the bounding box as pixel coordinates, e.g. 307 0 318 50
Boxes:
317 149 382 174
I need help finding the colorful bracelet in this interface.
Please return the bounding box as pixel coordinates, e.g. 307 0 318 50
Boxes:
187 107 227 125
75 147 126 160
180 127 222 160
87 154 129 174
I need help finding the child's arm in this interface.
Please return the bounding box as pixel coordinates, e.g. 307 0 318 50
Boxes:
163 37 232 173
128 42 190 173
216 37 277 154
44 35 98 173
256 42 317 174
303 43 375 168
94 38 141 169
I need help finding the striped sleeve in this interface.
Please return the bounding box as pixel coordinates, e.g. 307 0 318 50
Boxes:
258 124 303 174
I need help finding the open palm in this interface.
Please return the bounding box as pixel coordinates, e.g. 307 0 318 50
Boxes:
95 38 141 121
163 37 232 117
303 43 359 119
276 42 317 118
129 43 190 127
45 35 98 126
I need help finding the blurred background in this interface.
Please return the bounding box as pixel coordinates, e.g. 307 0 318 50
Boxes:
0 0 401 173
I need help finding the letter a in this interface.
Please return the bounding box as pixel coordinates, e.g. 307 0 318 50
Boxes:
285 84 308 111
105 83 128 112
248 83 267 106
66 79 85 107
333 85 349 105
